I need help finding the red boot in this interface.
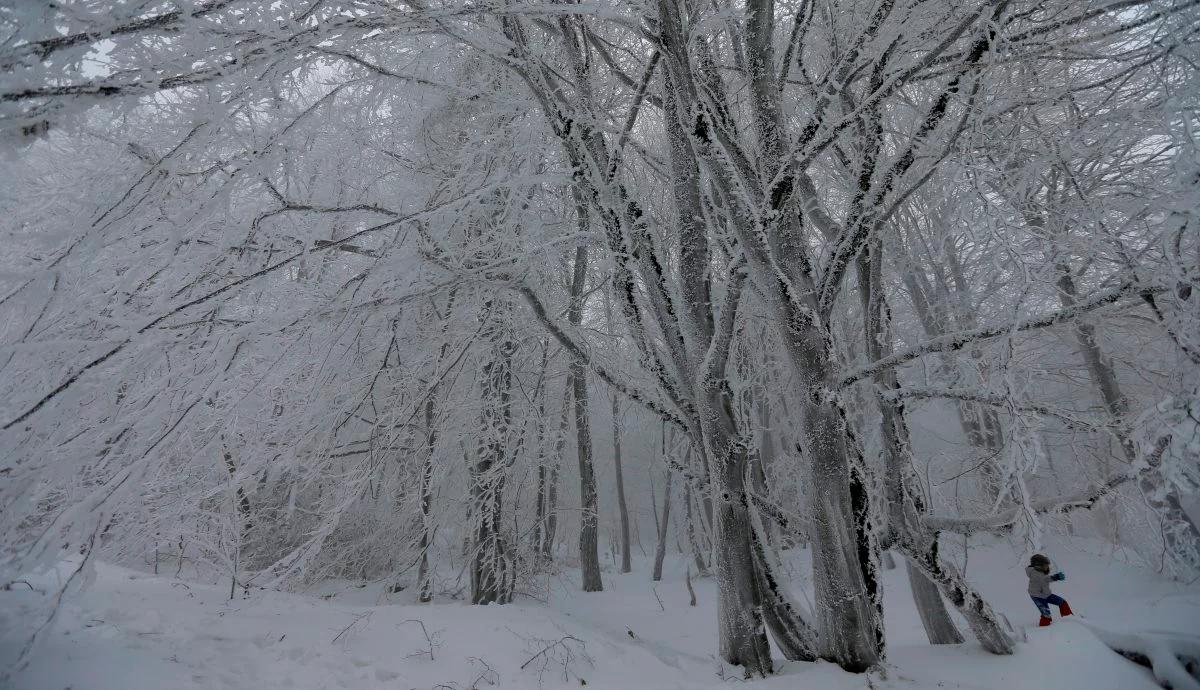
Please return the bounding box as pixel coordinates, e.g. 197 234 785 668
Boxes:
1039 616 1053 627
1059 601 1073 617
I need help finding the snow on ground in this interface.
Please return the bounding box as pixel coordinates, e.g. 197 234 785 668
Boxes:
2 537 1197 690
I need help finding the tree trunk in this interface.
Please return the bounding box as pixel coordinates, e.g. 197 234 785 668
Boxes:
416 291 457 599
712 455 772 675
652 470 672 581
540 385 570 560
470 330 517 605
533 463 548 556
417 396 436 603
905 560 963 644
694 375 774 675
611 394 632 574
571 365 603 592
567 243 603 592
753 392 783 547
795 399 884 671
896 533 1014 654
222 441 251 596
684 481 708 575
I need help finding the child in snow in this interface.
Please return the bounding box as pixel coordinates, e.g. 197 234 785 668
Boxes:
1027 553 1073 626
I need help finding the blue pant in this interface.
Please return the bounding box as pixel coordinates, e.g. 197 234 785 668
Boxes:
1031 594 1065 617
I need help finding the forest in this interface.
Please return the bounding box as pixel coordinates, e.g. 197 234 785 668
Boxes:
1 1 1199 688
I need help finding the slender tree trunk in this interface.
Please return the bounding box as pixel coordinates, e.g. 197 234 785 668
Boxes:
875 249 1011 652
602 287 633 574
652 470 672 581
529 343 556 565
611 394 632 573
222 441 251 596
539 384 570 559
572 364 602 592
567 241 603 592
533 463 548 555
417 396 436 603
895 533 1013 654
684 481 708 575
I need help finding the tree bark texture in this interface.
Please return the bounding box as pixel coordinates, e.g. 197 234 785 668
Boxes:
470 328 517 605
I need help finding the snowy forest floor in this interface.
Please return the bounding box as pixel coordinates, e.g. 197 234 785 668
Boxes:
3 536 1198 690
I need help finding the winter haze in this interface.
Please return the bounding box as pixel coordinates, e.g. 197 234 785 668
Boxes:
1 1 1199 689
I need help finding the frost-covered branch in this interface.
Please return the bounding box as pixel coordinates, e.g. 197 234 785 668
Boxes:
925 438 1172 534
839 281 1165 388
884 385 1108 431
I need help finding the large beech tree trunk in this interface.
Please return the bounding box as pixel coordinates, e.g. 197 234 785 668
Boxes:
710 446 772 674
795 399 884 671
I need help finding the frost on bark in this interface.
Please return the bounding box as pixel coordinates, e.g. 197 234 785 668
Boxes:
470 318 517 606
786 374 883 670
531 352 568 564
0 0 1192 684
416 395 436 603
880 397 965 646
711 453 773 675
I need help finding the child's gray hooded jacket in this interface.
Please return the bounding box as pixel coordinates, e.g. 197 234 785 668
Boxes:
1026 566 1053 597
